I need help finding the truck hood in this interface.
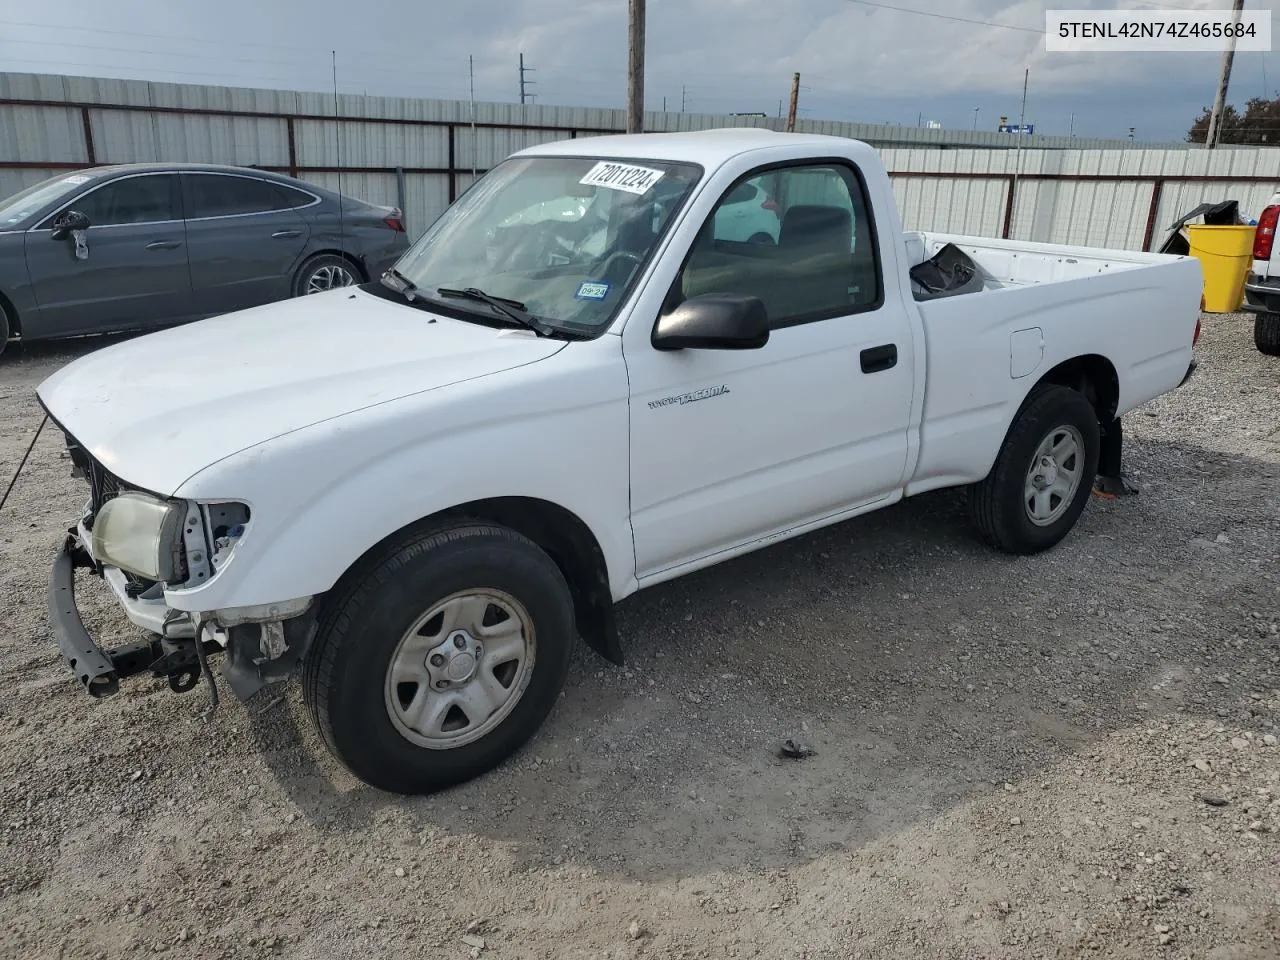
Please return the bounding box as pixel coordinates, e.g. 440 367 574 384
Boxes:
36 287 567 495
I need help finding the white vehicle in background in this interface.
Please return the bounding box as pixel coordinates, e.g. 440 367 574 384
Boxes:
1244 194 1280 354
38 129 1203 796
711 179 782 243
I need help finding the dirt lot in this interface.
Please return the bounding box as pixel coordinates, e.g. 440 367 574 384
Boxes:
1 313 1278 960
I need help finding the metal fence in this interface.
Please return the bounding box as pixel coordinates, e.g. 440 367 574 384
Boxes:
3 71 1279 251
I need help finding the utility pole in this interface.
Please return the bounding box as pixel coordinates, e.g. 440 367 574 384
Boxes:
627 0 645 133
972 107 979 130
519 52 535 105
785 72 800 133
1017 67 1029 136
1010 67 1029 239
681 85 687 113
1069 111 1075 137
1205 0 1245 149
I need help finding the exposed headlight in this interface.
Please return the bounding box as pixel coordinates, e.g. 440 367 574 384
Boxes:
90 492 186 582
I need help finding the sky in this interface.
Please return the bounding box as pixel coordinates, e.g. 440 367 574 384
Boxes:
0 0 1277 142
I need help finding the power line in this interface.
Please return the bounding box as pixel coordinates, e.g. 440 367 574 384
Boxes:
0 58 473 100
841 0 1239 33
0 35 466 81
840 0 1042 33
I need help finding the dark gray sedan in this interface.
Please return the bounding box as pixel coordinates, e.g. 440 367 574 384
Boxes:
0 162 411 357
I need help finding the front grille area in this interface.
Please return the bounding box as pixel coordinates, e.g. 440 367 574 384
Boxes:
63 431 128 528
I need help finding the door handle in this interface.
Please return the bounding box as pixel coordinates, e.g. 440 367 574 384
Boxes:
145 240 181 250
271 230 302 239
860 343 898 374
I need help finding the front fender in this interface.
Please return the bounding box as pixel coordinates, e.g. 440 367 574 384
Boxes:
164 343 635 612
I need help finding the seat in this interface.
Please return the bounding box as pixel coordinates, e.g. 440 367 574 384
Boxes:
768 204 855 317
678 203 859 325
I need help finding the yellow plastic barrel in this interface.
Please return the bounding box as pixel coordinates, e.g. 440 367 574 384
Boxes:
1186 224 1256 313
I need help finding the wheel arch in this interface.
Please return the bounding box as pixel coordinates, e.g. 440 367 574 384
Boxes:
965 353 1118 491
297 248 369 284
0 288 20 339
1027 353 1119 423
324 495 623 667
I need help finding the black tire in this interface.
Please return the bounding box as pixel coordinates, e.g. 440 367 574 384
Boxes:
1255 312 1280 356
0 303 9 360
292 253 362 297
302 522 575 794
748 231 775 245
967 383 1101 555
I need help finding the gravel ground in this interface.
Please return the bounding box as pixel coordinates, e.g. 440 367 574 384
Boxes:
1 312 1278 960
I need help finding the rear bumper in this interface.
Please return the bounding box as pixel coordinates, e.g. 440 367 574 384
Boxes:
1179 359 1198 388
1243 275 1280 314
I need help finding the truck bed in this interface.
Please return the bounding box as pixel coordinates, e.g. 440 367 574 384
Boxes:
903 230 1183 293
899 230 1203 499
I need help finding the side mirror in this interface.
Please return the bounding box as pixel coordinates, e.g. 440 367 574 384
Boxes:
652 293 769 351
50 210 90 241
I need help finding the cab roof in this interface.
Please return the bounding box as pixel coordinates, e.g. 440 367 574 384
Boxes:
515 127 874 169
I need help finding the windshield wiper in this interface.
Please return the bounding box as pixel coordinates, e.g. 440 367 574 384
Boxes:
435 286 558 337
381 267 422 301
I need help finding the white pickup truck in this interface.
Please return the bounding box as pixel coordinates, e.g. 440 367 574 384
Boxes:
38 129 1203 794
1244 192 1280 354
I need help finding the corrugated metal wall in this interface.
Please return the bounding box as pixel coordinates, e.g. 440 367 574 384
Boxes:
4 71 1279 252
874 146 1280 249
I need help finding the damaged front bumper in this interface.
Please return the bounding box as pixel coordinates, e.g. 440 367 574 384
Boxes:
48 530 315 703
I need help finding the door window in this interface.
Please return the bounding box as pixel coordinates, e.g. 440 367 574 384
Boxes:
675 162 880 328
185 174 312 219
51 174 181 227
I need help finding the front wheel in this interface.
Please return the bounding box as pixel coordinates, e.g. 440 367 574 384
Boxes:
1255 312 1280 356
302 523 576 794
968 383 1101 555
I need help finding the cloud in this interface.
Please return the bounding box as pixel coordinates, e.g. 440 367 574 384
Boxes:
0 0 1273 140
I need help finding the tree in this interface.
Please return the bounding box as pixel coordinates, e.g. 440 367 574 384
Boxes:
1187 96 1280 145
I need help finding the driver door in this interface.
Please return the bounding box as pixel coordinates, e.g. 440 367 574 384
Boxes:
625 160 916 579
24 172 193 338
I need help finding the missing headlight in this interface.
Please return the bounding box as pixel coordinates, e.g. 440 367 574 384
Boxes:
203 502 252 573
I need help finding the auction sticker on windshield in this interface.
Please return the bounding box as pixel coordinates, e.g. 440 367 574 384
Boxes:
579 161 665 195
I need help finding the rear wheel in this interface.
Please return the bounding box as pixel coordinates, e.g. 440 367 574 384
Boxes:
293 254 361 297
302 522 575 794
748 231 775 245
1255 312 1280 356
968 383 1100 555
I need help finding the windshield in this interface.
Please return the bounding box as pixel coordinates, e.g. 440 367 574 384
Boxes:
0 172 90 229
390 155 702 330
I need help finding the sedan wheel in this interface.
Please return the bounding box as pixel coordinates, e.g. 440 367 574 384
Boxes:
305 263 356 294
293 254 361 297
